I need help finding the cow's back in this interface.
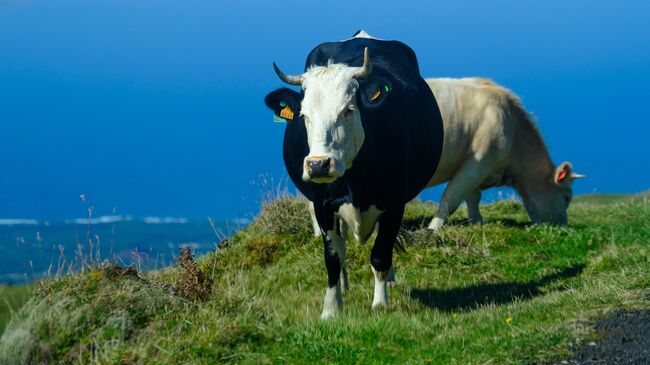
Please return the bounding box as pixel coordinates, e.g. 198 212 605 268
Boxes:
305 37 421 79
426 78 519 187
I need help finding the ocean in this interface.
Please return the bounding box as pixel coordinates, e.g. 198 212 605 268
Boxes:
0 216 245 284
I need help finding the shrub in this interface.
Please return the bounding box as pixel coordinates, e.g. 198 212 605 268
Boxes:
247 198 313 239
174 247 213 302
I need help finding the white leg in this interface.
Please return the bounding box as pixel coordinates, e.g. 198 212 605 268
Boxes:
308 202 321 237
466 189 483 225
321 284 343 319
428 216 446 231
371 265 390 309
321 229 346 319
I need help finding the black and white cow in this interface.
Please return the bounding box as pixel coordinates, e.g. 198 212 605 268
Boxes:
264 31 444 318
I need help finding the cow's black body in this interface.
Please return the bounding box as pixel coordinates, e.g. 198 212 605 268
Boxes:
265 34 444 302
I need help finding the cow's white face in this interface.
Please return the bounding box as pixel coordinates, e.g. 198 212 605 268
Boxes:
272 48 372 184
299 64 365 183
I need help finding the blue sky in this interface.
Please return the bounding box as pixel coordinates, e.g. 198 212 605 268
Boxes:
1 1 648 220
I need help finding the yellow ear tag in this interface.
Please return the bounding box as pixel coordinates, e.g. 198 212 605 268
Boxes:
280 105 294 120
370 88 381 102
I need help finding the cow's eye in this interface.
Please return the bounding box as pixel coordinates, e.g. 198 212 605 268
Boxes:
343 106 355 117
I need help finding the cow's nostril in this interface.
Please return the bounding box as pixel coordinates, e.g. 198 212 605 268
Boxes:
306 157 331 178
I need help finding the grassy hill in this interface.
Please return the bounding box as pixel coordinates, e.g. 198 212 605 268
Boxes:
0 285 32 334
0 193 648 364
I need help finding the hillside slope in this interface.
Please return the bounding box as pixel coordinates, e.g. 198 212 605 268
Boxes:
1 194 648 364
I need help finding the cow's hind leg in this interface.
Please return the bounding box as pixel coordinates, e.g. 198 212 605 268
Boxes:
313 205 345 319
308 202 321 237
429 158 495 231
466 189 483 225
371 205 404 309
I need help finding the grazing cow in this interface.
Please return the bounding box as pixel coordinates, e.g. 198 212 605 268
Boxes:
425 78 585 230
264 31 444 318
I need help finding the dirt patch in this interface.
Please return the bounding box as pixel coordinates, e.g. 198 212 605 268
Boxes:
101 264 140 281
540 310 650 365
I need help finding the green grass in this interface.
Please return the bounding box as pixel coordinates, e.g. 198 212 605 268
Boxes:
0 285 32 334
1 194 649 364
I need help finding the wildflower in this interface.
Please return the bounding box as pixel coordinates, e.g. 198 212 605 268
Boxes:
452 313 459 319
505 316 513 324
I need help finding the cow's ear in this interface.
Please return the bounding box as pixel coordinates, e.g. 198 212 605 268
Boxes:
264 88 301 122
553 161 587 187
359 78 393 109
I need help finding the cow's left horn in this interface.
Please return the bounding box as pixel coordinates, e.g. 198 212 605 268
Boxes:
571 173 587 179
354 47 372 79
273 62 304 86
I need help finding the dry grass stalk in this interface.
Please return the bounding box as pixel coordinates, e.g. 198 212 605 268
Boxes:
174 247 213 302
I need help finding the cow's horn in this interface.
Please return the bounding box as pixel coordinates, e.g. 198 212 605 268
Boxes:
273 62 304 86
354 47 372 79
571 173 587 179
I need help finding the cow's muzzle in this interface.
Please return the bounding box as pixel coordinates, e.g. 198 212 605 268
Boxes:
305 156 333 180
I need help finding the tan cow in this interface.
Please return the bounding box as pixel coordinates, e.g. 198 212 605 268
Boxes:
425 77 585 231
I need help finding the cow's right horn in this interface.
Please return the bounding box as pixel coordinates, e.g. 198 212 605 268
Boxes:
273 62 304 86
353 47 372 79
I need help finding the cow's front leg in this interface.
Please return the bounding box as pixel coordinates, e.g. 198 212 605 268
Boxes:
370 205 404 309
429 157 495 231
322 231 344 319
314 205 345 319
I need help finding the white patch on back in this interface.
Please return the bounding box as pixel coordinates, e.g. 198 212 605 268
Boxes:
353 30 374 39
342 30 381 41
337 203 383 243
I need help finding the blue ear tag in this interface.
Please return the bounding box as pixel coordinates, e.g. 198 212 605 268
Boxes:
273 100 293 123
273 100 292 123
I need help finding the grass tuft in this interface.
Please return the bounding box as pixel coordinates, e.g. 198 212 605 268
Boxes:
243 235 284 268
247 197 313 240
